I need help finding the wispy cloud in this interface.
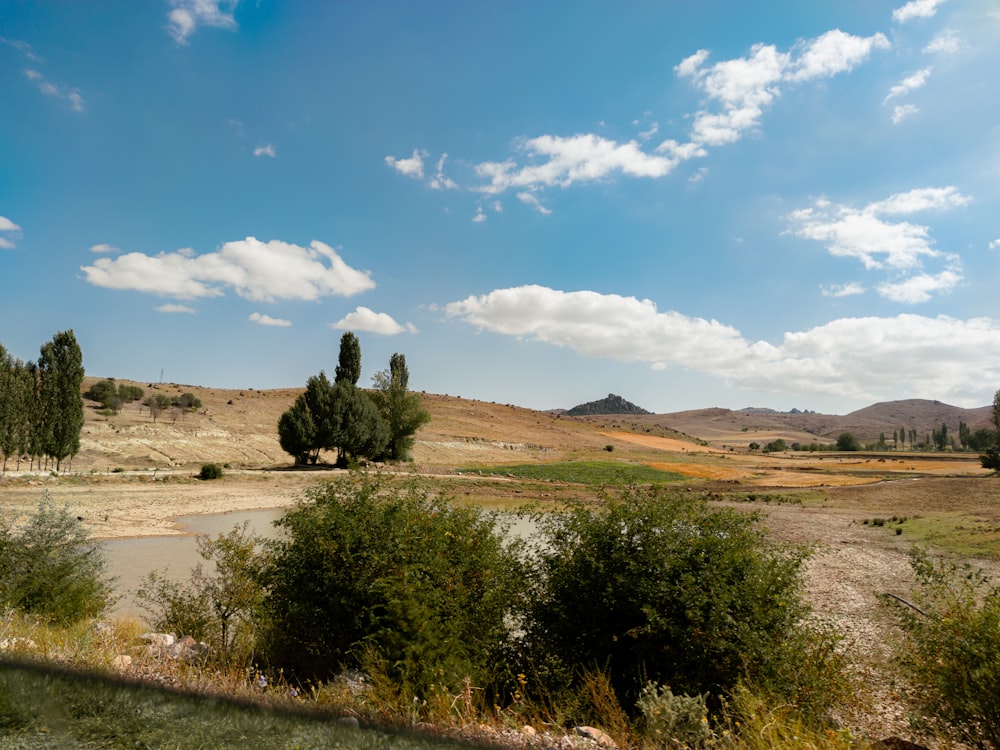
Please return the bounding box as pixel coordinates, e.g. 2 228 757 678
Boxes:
0 216 22 249
428 154 457 190
990 239 1000 250
821 282 865 297
332 307 414 335
82 237 374 301
249 312 291 327
884 67 932 103
89 243 119 254
21 66 85 112
167 0 240 45
891 104 920 124
157 303 196 314
517 192 552 215
893 0 947 24
788 187 969 302
924 29 961 54
253 144 276 158
445 284 1000 406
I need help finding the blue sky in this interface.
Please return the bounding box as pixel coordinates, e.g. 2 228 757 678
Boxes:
2 1 999 414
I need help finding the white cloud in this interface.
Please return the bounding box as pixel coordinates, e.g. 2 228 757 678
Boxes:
884 67 932 103
89 243 119 254
924 29 961 54
445 284 1000 406
81 237 375 301
877 268 962 303
428 153 457 190
167 0 239 45
156 303 195 314
821 282 865 297
990 239 1000 250
789 187 969 302
475 133 679 195
472 207 487 223
23 68 85 111
891 104 920 124
253 144 276 158
678 30 889 146
332 307 409 335
0 215 22 249
385 149 426 179
249 312 291 327
517 192 552 215
893 0 947 24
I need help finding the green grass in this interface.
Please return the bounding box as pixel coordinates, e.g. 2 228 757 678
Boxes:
0 659 458 750
464 460 687 485
894 513 1000 559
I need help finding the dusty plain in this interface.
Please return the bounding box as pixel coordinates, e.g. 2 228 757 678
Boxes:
3 378 1000 738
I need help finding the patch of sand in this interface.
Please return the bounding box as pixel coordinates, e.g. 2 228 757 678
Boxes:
600 431 725 453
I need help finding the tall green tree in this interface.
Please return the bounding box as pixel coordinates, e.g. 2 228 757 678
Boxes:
0 345 16 473
334 332 361 386
37 330 84 471
277 395 318 465
370 353 430 461
329 380 388 465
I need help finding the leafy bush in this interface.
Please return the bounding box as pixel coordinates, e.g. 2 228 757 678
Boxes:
199 463 224 480
890 548 1000 748
259 474 527 700
835 433 860 451
137 522 265 658
519 488 840 719
0 496 114 624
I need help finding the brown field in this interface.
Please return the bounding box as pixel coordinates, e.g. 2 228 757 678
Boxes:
3 379 1000 739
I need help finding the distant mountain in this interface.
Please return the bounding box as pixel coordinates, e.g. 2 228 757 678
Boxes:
565 393 651 417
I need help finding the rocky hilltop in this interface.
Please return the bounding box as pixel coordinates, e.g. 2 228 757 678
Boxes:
565 393 651 417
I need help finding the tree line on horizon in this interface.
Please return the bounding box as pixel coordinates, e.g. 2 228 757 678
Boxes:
277 332 429 466
0 331 85 474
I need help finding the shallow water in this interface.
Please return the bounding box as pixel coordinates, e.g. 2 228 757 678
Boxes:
102 508 538 620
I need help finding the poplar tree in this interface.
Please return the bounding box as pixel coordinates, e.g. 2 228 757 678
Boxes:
37 330 85 471
334 332 361 386
371 353 430 461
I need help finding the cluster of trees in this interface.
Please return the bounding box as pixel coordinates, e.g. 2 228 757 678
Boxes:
0 331 85 473
85 378 144 414
277 333 429 466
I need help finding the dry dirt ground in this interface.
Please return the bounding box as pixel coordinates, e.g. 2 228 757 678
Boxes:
3 380 1000 741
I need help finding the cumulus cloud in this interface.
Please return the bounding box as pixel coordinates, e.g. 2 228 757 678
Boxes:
249 312 291 327
445 284 1000 406
677 29 889 146
788 187 969 302
156 303 195 314
884 68 932 103
167 0 239 44
332 307 412 335
253 144 276 158
0 216 22 249
385 149 426 179
81 236 375 301
474 134 679 195
893 0 947 24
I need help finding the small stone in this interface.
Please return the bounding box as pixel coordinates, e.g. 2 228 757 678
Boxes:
575 726 618 749
338 716 360 729
522 725 537 736
111 655 132 670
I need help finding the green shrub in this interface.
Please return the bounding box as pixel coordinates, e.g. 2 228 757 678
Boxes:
519 488 840 719
137 522 265 658
0 495 114 624
259 474 527 701
199 463 224 480
890 548 1000 748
